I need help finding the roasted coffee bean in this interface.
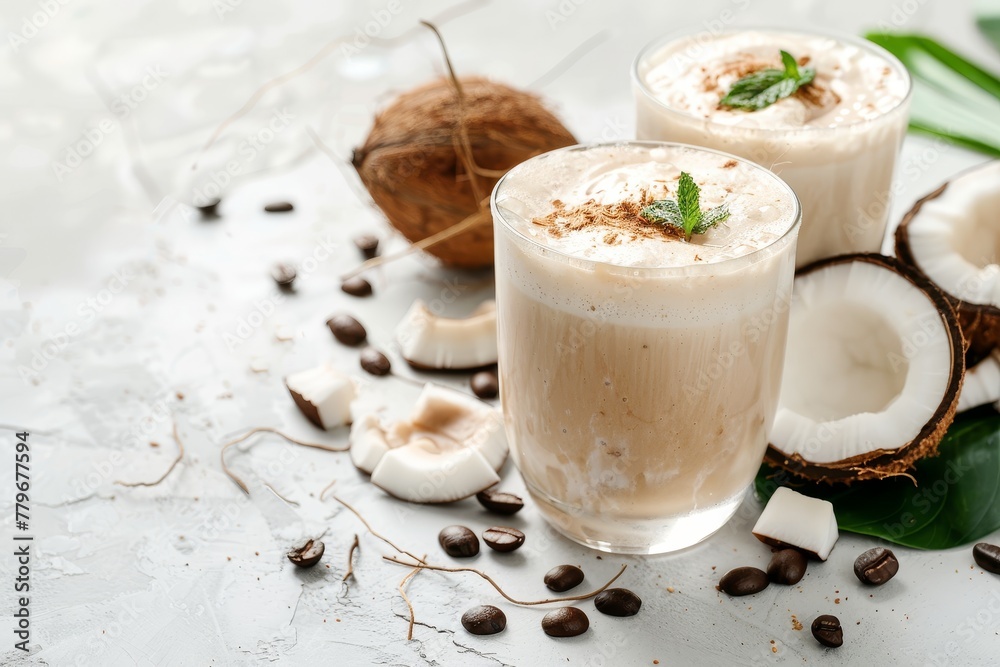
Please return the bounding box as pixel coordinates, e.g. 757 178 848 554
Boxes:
341 277 373 297
359 347 391 376
327 314 367 346
594 588 641 617
476 488 524 516
719 567 769 596
544 564 584 592
196 198 220 218
461 605 506 635
541 607 589 637
853 547 899 585
482 526 524 552
264 201 294 213
973 543 1000 573
354 234 379 259
471 371 499 399
767 549 807 585
439 525 479 558
271 262 297 289
811 614 843 648
286 539 324 568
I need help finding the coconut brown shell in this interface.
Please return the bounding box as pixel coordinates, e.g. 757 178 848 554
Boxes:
352 76 576 269
895 177 1000 366
764 254 965 484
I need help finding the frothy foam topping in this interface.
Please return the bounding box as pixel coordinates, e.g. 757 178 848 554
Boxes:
495 143 798 268
639 31 908 129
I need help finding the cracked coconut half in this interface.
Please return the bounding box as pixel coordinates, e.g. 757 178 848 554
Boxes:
896 161 1000 365
765 254 965 483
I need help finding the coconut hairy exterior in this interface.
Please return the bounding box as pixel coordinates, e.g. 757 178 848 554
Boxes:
764 254 964 484
352 76 576 269
895 164 1000 366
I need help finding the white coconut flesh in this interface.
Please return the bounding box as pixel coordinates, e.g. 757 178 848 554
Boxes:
371 438 500 504
772 259 956 466
904 162 1000 308
388 384 507 470
958 352 1000 412
351 384 509 503
397 299 498 369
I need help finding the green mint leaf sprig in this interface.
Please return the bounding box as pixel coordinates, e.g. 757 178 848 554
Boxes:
719 50 815 111
640 172 730 242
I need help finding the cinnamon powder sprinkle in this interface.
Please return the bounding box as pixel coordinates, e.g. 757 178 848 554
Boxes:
532 189 683 243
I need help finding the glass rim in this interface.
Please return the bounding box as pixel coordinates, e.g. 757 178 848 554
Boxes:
491 140 802 276
631 26 914 136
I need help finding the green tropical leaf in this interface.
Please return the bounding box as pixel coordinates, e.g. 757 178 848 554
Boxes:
865 33 1000 158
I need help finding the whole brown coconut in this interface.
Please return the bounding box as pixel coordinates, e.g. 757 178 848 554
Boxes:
352 76 576 269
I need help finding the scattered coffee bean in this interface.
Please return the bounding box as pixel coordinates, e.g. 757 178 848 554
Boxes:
327 314 366 346
541 607 589 637
811 614 843 648
471 370 499 399
359 348 391 376
483 526 524 552
767 549 807 585
461 605 506 635
196 198 220 218
354 234 379 259
341 277 373 297
439 525 479 558
286 539 324 568
719 567 769 596
853 547 899 586
271 262 297 289
544 564 585 592
594 588 641 617
476 488 524 516
264 201 294 213
973 543 1000 573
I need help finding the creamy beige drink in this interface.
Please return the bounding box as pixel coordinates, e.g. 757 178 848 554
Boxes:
492 142 800 553
634 30 910 268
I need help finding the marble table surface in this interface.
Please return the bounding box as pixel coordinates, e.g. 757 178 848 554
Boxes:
2 0 999 664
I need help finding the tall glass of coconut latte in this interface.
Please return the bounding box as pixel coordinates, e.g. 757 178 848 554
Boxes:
633 30 910 268
492 142 801 554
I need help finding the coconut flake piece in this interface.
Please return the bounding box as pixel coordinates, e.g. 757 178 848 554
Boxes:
753 487 839 561
284 364 355 430
370 438 500 503
396 299 497 370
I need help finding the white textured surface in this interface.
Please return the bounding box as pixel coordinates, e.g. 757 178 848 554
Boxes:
2 0 999 665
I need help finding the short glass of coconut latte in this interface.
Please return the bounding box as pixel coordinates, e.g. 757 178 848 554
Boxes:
633 29 910 268
492 142 800 554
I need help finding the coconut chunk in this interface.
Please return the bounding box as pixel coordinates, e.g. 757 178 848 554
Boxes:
370 438 500 504
767 255 964 482
349 414 391 474
349 384 509 501
285 364 355 430
958 352 1000 412
753 487 839 560
896 162 1000 362
396 300 497 370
